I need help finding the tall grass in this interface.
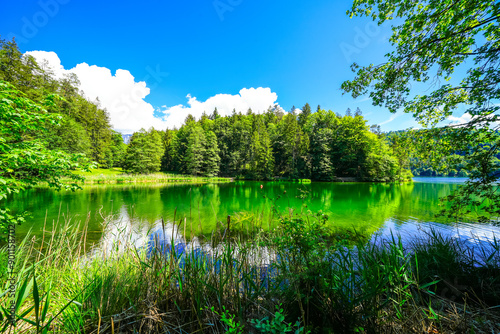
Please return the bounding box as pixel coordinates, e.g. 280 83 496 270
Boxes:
1 208 500 333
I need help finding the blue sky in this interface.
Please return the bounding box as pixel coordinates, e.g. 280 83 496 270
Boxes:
0 0 463 133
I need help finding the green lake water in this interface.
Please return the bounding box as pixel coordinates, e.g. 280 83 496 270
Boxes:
6 177 500 247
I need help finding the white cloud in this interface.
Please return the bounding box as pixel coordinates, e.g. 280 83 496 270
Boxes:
356 96 371 103
447 112 499 128
25 51 281 133
447 113 473 126
158 87 280 129
379 112 400 125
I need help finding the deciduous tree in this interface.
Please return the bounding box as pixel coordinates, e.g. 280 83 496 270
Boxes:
123 128 163 174
342 0 500 220
0 81 90 240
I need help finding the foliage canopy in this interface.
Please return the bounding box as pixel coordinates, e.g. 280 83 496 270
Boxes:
342 0 500 221
0 81 91 239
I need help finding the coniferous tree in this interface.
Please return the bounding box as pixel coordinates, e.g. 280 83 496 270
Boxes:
123 131 147 173
185 126 206 176
0 38 116 167
200 111 209 128
250 117 274 180
282 112 301 177
270 120 286 177
203 130 220 176
212 116 231 175
209 107 220 120
311 128 334 181
161 129 177 172
298 103 312 128
44 117 91 155
297 129 311 178
185 114 196 124
106 130 127 167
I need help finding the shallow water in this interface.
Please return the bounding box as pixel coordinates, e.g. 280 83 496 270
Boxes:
6 177 500 247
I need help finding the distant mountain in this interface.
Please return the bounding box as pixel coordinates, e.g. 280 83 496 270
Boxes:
121 134 132 144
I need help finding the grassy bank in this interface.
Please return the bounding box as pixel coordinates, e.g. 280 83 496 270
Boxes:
1 209 500 333
66 168 409 185
64 168 232 185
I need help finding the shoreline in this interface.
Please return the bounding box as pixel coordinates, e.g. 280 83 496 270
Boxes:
61 169 414 185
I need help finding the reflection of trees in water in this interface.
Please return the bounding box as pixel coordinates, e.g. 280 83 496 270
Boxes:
101 182 421 238
122 186 165 223
7 187 123 237
313 183 411 234
8 181 471 245
392 182 461 225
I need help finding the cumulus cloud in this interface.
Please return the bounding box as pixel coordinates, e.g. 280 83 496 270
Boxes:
158 88 280 129
447 112 499 128
447 113 474 126
25 51 281 133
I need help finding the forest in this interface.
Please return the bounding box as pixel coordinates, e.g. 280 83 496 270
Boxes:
2 0 500 331
0 38 126 169
0 38 412 183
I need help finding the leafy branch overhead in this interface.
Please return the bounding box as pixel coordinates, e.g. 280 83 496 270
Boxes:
0 81 91 239
0 37 128 240
342 0 500 221
343 0 500 127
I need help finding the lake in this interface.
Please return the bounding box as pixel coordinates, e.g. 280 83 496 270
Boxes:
6 177 500 248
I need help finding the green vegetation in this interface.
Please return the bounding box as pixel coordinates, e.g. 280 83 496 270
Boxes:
342 0 500 220
0 81 90 241
0 37 412 185
74 167 124 176
67 171 232 185
11 179 461 249
122 128 164 174
1 208 500 333
161 107 410 182
1 0 500 332
0 39 123 169
385 130 499 178
65 168 231 184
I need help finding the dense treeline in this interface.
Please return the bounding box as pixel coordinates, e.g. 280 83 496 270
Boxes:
1 37 410 182
0 38 126 168
132 105 412 181
386 130 500 178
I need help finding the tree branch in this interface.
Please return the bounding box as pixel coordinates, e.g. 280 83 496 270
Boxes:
403 14 500 63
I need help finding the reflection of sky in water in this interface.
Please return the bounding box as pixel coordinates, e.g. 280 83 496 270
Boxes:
92 212 274 267
374 218 500 265
8 177 499 261
91 205 202 259
376 218 500 243
412 177 469 184
89 206 150 259
94 212 500 263
147 222 205 256
84 204 500 277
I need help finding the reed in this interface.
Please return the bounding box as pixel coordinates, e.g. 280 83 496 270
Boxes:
1 209 500 333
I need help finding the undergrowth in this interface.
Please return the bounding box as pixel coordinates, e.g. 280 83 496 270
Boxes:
1 207 500 333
